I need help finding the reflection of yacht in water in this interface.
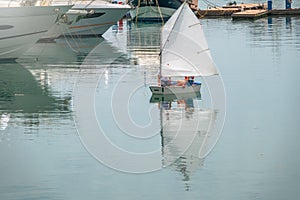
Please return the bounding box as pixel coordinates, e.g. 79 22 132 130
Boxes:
20 35 105 62
0 62 69 114
152 95 217 190
126 22 160 65
56 36 105 56
81 32 130 66
16 35 108 106
2 36 107 129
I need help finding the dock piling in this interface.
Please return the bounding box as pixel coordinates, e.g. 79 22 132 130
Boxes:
267 0 272 11
286 0 292 9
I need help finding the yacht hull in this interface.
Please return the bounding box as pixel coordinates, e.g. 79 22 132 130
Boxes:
129 0 183 21
130 6 177 21
43 3 130 39
0 5 71 60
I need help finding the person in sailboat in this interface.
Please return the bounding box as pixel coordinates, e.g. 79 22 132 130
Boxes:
177 76 197 87
187 76 194 86
158 74 171 86
159 76 190 87
176 76 189 87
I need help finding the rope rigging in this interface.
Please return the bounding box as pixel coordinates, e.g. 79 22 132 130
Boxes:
201 0 221 8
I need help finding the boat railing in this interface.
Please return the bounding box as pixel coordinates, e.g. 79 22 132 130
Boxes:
38 0 73 6
4 0 22 7
2 0 117 7
11 0 38 6
3 0 74 7
48 0 73 5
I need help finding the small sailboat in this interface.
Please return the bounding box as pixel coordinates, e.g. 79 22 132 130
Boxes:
149 2 218 95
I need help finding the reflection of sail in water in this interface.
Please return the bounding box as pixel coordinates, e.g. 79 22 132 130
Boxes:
154 95 217 190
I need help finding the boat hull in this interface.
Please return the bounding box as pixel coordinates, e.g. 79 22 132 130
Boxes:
130 6 177 21
129 0 182 21
43 3 130 38
150 91 201 103
0 5 72 60
66 7 129 36
149 84 201 95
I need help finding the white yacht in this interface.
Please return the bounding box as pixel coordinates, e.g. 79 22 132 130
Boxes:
0 1 72 60
42 0 131 39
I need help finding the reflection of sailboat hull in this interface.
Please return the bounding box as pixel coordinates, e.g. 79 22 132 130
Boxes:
149 84 201 95
150 91 201 103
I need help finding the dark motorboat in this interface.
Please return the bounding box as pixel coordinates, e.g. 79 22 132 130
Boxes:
129 0 198 22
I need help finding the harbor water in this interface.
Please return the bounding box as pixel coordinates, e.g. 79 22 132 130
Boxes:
1 2 300 200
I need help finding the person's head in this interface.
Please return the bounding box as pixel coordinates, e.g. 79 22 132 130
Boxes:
184 76 188 80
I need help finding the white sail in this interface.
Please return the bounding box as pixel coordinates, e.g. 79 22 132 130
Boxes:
161 3 218 77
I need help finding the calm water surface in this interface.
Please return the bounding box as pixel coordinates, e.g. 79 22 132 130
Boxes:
1 8 300 200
